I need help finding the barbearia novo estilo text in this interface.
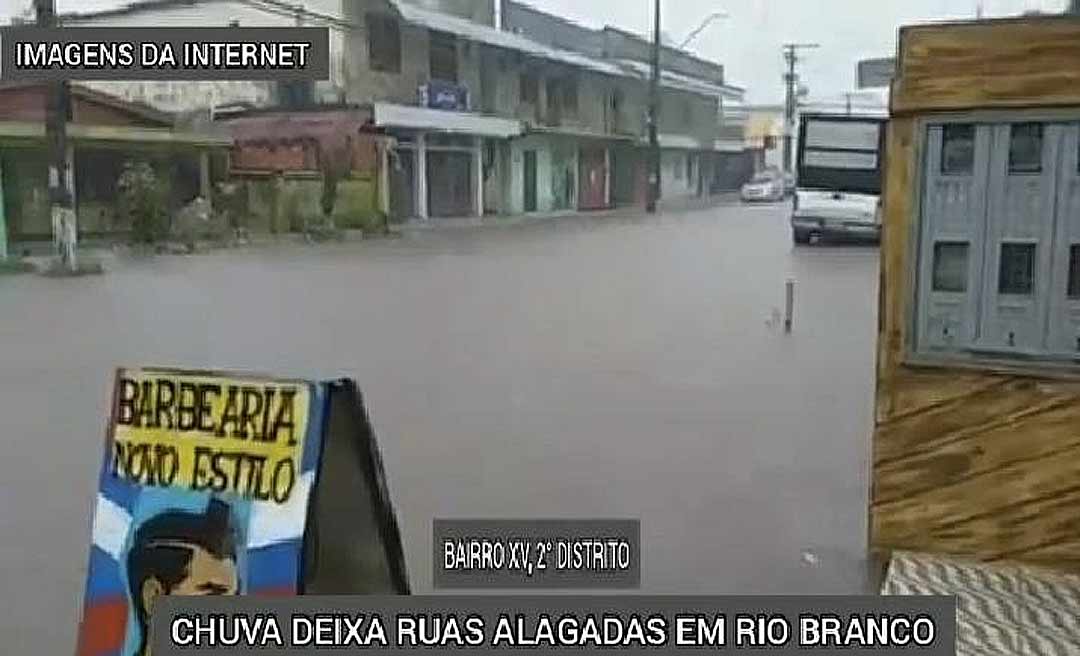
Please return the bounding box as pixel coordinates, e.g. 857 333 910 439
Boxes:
112 374 308 504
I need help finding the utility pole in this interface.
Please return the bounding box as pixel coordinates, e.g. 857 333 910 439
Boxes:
646 0 661 214
35 0 77 272
782 42 818 174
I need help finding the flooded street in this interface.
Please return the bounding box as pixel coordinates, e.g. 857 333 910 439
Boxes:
0 202 878 652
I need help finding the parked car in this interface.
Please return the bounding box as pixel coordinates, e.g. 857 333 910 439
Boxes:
740 171 786 202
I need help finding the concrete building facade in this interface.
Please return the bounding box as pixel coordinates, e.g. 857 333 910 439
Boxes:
500 1 751 202
63 0 747 222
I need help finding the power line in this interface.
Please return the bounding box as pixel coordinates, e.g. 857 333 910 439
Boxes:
781 42 818 174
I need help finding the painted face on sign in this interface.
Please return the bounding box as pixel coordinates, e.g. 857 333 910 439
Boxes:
170 546 239 596
140 545 238 606
126 500 239 656
137 545 238 655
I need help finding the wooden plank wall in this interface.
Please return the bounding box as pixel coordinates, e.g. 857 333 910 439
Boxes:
871 18 1080 573
892 17 1080 116
871 369 1080 572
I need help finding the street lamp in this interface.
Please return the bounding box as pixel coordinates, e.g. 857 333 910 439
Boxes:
646 5 729 214
678 11 729 50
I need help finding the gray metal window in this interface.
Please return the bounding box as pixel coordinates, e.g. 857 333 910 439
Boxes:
1008 123 1043 174
941 124 975 175
932 242 969 292
998 243 1036 295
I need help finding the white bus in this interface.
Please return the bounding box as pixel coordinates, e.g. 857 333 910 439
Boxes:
791 90 888 245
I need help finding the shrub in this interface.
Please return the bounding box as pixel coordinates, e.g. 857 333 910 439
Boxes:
117 160 169 244
172 196 232 251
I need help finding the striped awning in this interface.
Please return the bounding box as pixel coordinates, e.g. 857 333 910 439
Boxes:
882 551 1080 655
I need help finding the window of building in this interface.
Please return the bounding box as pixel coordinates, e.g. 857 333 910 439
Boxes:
429 30 458 82
367 13 401 73
520 73 538 104
546 78 561 116
277 80 314 108
561 78 577 112
941 124 975 175
607 88 624 133
913 119 1080 363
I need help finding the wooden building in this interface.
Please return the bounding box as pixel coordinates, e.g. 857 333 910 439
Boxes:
872 15 1080 576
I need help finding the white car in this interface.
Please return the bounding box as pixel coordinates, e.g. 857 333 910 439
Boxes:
740 171 786 203
791 190 881 244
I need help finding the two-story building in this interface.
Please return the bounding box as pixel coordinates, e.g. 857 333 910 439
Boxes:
501 2 752 202
64 0 743 222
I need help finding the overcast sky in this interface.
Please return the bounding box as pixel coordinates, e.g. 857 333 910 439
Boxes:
524 0 1069 103
2 0 1070 102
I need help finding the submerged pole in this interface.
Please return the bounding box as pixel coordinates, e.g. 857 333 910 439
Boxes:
784 279 795 333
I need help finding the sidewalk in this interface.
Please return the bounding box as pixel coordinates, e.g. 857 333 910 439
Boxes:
396 192 742 232
6 193 744 263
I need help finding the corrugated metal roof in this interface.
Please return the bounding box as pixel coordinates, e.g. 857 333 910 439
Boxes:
390 0 630 79
372 102 523 138
223 108 374 145
615 59 728 97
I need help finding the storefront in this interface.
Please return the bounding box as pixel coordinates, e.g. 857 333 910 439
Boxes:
373 103 522 221
507 134 578 215
507 128 640 215
577 146 608 211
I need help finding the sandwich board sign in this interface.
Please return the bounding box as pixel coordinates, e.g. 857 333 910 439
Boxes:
76 368 409 656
